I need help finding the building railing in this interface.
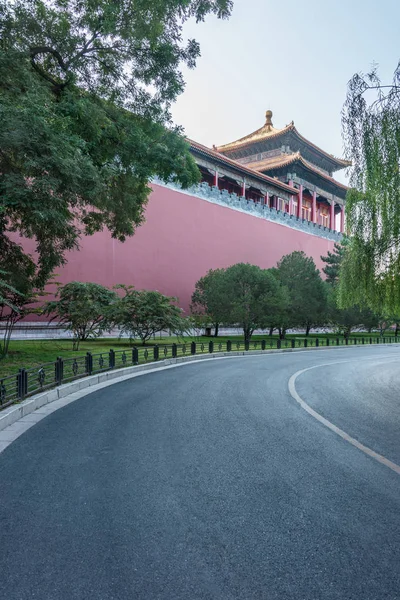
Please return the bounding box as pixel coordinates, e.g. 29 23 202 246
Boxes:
153 179 343 242
0 336 398 411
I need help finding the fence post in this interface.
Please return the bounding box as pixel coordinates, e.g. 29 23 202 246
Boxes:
16 372 21 400
354 338 357 345
17 368 28 400
369 337 372 345
191 341 196 355
345 338 348 345
109 349 116 369
153 345 159 361
209 341 214 353
326 338 330 347
304 338 308 348
55 357 64 385
245 341 249 351
85 352 93 375
132 347 139 364
291 339 295 349
336 338 339 346
55 360 59 386
261 340 266 350
172 343 177 358
277 339 281 349
316 338 319 347
362 337 364 344
227 340 232 352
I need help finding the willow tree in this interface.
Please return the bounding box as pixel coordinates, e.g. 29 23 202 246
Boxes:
340 62 400 312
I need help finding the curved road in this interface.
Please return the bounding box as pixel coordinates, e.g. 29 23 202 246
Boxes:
1 346 399 599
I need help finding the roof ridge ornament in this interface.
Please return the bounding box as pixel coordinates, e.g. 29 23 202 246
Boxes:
265 109 273 130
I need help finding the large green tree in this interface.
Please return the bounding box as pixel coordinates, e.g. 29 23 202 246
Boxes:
321 242 379 339
0 0 232 283
276 251 327 337
43 281 117 350
321 241 347 285
340 62 400 312
0 239 42 357
191 269 227 337
110 287 186 344
218 263 286 344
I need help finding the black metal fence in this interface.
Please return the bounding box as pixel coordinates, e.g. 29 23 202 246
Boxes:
1 336 398 411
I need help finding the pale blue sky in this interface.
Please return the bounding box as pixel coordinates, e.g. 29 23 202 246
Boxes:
171 0 399 183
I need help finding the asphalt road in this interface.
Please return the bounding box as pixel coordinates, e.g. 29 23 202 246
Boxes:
1 346 399 600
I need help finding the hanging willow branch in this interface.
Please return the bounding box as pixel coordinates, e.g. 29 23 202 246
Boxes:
340 62 400 312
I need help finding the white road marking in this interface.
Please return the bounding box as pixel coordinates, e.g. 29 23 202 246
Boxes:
288 360 400 476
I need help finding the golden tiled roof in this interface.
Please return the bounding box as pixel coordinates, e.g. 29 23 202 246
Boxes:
216 110 286 153
246 152 301 171
187 139 298 195
246 151 348 191
216 110 351 170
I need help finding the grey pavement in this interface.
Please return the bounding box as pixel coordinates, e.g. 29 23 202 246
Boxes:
0 346 399 599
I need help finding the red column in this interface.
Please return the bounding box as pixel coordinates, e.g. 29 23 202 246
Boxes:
288 180 294 215
213 170 218 188
241 179 246 198
312 191 317 224
340 206 345 233
297 185 303 219
330 200 335 230
264 192 270 206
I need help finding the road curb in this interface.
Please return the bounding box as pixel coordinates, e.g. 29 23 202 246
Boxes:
0 343 397 440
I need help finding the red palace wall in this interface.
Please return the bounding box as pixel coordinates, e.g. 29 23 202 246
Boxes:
33 185 334 311
21 183 337 314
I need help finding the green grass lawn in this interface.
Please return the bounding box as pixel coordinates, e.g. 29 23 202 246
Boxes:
0 331 397 379
0 335 243 378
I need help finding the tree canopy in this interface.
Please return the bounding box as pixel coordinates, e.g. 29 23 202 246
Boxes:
222 263 286 343
191 268 227 336
1 0 232 111
43 281 117 350
321 242 379 338
110 287 186 344
192 263 286 343
0 0 232 283
321 241 348 286
0 238 42 356
340 62 400 312
276 251 327 336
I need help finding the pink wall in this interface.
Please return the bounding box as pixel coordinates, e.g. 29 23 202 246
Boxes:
32 183 335 314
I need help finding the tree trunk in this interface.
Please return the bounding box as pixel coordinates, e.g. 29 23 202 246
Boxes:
269 326 274 336
0 318 14 358
344 326 351 340
395 323 399 336
305 324 311 336
214 322 219 337
243 327 252 344
278 327 286 340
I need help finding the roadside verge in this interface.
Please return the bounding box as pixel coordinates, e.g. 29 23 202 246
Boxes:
1 344 398 453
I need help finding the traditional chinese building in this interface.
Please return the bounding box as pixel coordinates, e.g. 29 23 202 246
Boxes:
215 110 349 232
17 109 348 324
